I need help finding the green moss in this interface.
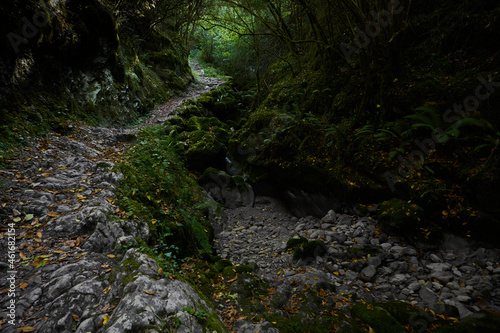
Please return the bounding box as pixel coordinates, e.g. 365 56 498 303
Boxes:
116 126 212 258
222 266 237 278
374 301 435 331
214 259 233 272
234 264 254 273
292 240 327 260
263 313 347 333
351 302 405 333
432 313 500 333
286 236 308 249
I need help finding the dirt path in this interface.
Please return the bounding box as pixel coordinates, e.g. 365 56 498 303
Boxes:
143 61 225 125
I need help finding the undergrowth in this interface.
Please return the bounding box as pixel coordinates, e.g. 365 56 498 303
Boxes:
116 126 213 259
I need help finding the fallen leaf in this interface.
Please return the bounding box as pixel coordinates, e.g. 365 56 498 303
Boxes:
46 211 59 217
107 254 115 258
19 252 27 259
102 314 110 325
143 290 156 295
103 286 111 293
20 282 28 290
17 326 36 332
36 231 42 238
72 313 79 322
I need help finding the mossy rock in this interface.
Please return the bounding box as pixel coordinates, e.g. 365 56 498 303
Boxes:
214 259 233 272
198 168 255 208
186 116 228 132
286 236 308 249
351 302 405 333
433 313 500 333
292 240 327 260
222 266 237 278
377 198 425 237
234 264 254 273
179 104 203 118
182 130 227 172
374 301 435 331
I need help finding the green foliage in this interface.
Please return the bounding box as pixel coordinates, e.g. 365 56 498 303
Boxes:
351 302 405 333
116 126 213 259
377 198 427 238
403 106 489 143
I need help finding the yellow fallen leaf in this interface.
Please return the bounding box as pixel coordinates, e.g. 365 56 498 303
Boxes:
72 313 79 322
143 290 155 295
107 254 115 258
36 232 42 238
20 282 28 290
103 286 111 293
102 314 110 325
17 327 36 332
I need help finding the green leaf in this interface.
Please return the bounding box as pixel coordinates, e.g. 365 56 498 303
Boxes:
25 214 34 221
13 217 21 223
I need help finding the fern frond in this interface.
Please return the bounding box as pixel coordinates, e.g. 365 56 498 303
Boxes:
354 124 374 136
406 106 442 129
453 118 487 129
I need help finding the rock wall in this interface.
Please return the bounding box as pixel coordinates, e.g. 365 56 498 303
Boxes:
0 0 193 142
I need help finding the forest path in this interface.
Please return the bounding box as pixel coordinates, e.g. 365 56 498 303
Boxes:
0 62 226 332
142 61 225 126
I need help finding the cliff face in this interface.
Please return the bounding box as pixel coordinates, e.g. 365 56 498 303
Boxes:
0 0 193 146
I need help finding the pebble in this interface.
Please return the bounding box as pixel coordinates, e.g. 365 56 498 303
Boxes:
214 198 500 317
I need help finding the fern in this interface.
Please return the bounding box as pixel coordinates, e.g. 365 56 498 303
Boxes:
354 124 374 137
405 106 442 130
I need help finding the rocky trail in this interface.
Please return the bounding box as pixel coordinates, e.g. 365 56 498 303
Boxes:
214 198 500 329
1 62 500 333
0 64 225 333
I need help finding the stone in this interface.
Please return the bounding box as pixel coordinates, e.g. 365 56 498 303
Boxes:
403 247 418 256
419 286 437 306
360 265 377 282
367 255 382 268
430 271 454 284
430 254 442 263
390 274 407 286
456 295 471 303
446 281 460 290
380 243 392 251
444 253 456 261
408 282 421 292
321 210 336 224
427 263 452 272
430 303 460 317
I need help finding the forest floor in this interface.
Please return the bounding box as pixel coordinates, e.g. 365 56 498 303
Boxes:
0 62 499 333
